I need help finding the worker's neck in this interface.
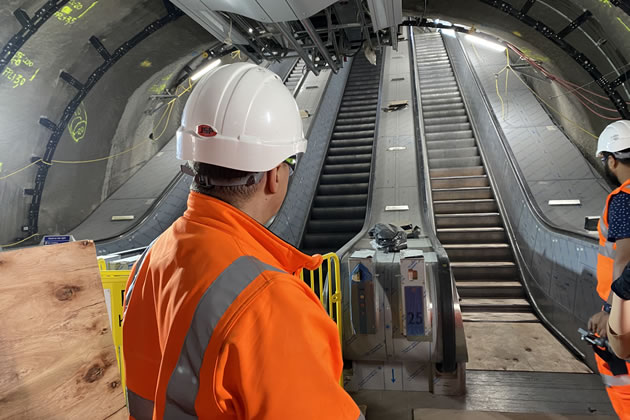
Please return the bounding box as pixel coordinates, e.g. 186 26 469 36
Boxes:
619 166 630 186
237 199 274 226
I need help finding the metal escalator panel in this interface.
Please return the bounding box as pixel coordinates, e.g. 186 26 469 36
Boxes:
414 32 530 322
300 55 382 255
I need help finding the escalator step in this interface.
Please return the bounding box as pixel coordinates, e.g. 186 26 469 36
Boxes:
318 183 370 195
428 147 478 159
325 153 372 165
435 212 502 228
322 162 372 174
432 186 492 201
427 138 476 150
426 130 474 141
314 194 368 207
451 262 518 280
311 206 366 219
329 138 374 148
327 145 373 156
430 156 482 169
307 219 365 233
438 227 507 244
320 172 370 184
430 166 485 178
433 199 498 214
444 243 511 261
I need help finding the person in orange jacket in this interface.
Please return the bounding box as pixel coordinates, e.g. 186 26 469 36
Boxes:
122 62 363 420
588 120 630 419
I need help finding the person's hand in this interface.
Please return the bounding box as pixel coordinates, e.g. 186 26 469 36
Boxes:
588 311 610 338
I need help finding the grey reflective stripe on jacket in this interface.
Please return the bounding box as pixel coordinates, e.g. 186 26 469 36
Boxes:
127 389 155 420
357 413 366 420
163 256 282 419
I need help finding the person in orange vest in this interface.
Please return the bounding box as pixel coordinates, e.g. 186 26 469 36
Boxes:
588 120 630 419
122 62 363 420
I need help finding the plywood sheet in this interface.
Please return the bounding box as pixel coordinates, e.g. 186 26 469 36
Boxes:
464 322 591 373
412 408 615 419
0 241 126 419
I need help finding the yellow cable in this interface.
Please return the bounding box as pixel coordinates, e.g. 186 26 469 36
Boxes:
0 233 39 248
0 159 42 180
509 68 598 139
51 138 152 164
495 75 506 121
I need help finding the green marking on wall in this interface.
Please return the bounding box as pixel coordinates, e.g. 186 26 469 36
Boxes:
148 72 174 94
54 0 99 25
518 48 549 62
2 52 39 88
0 162 3 174
618 17 630 32
598 0 613 7
68 102 88 143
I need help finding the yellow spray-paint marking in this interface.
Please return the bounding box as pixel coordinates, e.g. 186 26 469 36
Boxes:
68 102 88 143
140 60 152 68
512 31 522 37
30 68 40 81
618 17 630 32
598 0 613 7
518 47 549 62
148 72 174 94
77 1 98 19
0 162 3 173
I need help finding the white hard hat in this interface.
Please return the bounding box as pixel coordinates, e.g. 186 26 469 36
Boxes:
176 62 307 172
596 120 630 157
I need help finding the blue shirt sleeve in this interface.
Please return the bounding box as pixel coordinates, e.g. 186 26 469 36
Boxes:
607 191 630 243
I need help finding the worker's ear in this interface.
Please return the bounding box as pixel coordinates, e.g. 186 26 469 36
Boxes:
266 166 281 194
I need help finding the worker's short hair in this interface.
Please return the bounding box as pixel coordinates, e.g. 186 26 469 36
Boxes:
605 147 630 165
191 162 261 206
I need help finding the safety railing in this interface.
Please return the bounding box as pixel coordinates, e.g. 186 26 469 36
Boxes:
98 259 129 391
99 252 343 388
298 252 343 345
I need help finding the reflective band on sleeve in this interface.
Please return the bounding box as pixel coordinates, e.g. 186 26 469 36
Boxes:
599 243 616 259
358 413 366 420
163 256 282 419
127 388 155 420
601 374 630 387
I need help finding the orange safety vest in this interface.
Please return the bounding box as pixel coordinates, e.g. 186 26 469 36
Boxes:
597 179 630 301
122 191 362 420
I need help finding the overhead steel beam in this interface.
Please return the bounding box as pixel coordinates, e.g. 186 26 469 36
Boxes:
300 17 339 73
520 0 536 15
275 22 319 75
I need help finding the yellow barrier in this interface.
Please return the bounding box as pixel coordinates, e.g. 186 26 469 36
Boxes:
98 259 129 391
99 252 342 389
299 253 343 347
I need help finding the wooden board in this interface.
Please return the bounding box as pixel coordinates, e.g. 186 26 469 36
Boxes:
0 241 126 419
412 408 615 419
464 322 591 373
352 370 613 420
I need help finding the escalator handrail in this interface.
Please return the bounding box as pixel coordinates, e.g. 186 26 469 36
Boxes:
408 27 458 373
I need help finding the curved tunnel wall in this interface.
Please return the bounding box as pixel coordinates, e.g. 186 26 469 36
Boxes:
0 0 211 246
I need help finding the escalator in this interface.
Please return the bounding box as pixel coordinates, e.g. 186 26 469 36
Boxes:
414 32 532 322
284 58 306 95
300 54 382 255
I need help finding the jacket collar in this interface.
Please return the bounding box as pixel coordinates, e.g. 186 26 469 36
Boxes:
183 191 322 273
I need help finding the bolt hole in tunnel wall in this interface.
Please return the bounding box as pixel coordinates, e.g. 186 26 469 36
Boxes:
0 0 217 247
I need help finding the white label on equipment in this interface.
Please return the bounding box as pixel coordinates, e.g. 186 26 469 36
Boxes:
103 289 113 330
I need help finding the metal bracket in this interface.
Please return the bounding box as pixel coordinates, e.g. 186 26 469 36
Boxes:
14 9 32 29
557 10 592 39
60 71 84 90
89 36 112 61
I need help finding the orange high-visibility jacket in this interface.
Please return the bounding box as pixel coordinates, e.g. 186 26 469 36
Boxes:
122 191 362 420
597 179 630 300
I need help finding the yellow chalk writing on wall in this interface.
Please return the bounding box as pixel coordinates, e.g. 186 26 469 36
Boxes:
54 0 98 25
68 102 88 143
2 52 40 88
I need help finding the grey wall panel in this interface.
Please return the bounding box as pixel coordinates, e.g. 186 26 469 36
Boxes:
443 34 601 370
